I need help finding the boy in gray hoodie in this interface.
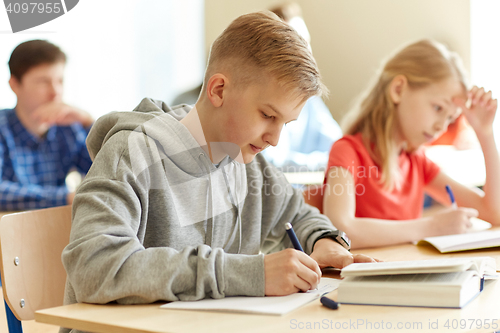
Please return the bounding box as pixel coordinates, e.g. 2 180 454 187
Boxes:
61 11 375 331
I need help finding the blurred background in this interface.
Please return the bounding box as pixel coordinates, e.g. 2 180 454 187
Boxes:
0 0 499 144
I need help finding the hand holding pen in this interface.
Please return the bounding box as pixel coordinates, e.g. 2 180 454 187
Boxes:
263 223 321 296
445 184 479 231
285 222 340 310
427 185 477 235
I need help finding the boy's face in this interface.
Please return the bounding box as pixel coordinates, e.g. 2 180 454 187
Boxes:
9 61 65 114
213 77 306 164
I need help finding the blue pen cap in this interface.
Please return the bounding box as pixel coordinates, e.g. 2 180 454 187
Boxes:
320 296 339 310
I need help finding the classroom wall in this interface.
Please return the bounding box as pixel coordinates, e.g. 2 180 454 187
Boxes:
205 0 471 123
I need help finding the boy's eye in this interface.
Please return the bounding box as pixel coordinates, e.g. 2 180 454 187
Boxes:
261 111 273 119
433 105 443 112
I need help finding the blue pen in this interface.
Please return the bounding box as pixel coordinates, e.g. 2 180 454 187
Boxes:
285 222 304 252
320 296 339 310
445 185 457 209
284 222 339 310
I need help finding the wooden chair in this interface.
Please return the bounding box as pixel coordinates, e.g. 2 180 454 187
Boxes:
0 205 72 333
302 184 325 214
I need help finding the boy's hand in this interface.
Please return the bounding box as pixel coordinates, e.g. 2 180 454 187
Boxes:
310 238 377 269
33 101 94 128
264 248 321 296
427 207 477 237
453 86 497 137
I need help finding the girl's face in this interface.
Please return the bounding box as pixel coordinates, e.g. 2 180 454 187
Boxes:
392 76 466 150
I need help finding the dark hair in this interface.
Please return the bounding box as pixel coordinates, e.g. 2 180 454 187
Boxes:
8 40 66 81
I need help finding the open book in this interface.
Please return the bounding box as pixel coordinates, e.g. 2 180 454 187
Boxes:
338 257 497 308
161 277 340 315
418 229 500 253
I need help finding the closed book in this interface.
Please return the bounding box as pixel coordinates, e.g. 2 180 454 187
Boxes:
338 257 497 308
338 271 480 308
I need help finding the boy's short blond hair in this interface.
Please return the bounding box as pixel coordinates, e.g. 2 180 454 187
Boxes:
204 11 326 101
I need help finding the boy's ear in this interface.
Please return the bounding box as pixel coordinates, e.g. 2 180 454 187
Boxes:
206 74 228 108
9 76 20 95
389 75 407 104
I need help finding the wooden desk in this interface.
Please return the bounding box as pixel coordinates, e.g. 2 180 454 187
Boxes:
35 241 500 333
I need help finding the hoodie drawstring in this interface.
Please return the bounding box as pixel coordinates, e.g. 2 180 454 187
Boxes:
199 153 214 248
221 163 242 254
198 153 242 254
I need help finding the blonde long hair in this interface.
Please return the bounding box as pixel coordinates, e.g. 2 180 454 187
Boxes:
342 40 468 191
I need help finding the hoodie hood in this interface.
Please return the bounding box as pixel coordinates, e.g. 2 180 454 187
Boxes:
86 98 190 160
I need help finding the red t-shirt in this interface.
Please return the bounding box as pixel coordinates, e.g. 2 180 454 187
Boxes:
325 133 440 220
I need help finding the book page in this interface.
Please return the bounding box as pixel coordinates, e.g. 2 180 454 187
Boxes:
348 271 474 286
419 230 500 253
340 257 495 277
160 277 340 316
469 217 492 232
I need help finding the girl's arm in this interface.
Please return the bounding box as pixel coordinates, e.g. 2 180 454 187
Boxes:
323 167 476 249
427 87 500 225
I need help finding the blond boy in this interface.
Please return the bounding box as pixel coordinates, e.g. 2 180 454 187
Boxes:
61 12 373 331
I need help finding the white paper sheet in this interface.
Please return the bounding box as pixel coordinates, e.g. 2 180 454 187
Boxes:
160 277 340 315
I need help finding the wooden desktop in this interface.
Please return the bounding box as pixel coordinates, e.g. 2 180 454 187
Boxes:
35 236 500 333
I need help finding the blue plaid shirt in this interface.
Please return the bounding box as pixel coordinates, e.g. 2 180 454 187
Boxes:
0 108 92 210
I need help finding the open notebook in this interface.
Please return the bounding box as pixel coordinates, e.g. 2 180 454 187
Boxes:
161 277 340 315
418 229 500 253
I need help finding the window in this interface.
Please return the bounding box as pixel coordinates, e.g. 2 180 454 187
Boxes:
0 0 204 119
470 0 500 146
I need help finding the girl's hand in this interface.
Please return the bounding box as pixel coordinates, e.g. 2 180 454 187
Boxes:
453 86 497 136
426 207 478 237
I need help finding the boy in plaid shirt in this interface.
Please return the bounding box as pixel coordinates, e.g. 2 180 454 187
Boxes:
0 40 94 210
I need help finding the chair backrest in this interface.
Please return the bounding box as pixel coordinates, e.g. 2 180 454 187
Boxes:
302 184 324 214
0 205 71 321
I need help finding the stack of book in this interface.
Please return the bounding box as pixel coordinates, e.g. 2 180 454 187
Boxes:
338 257 498 308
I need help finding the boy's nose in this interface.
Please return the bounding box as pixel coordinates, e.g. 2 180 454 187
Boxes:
50 81 64 98
265 124 283 147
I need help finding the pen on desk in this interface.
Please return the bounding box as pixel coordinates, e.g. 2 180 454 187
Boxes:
445 185 457 209
285 222 304 252
284 222 340 310
320 296 339 310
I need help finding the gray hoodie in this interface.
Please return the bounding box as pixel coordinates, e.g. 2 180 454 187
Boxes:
60 98 337 333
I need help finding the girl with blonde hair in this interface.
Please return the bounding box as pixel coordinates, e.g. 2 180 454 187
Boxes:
323 39 500 249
